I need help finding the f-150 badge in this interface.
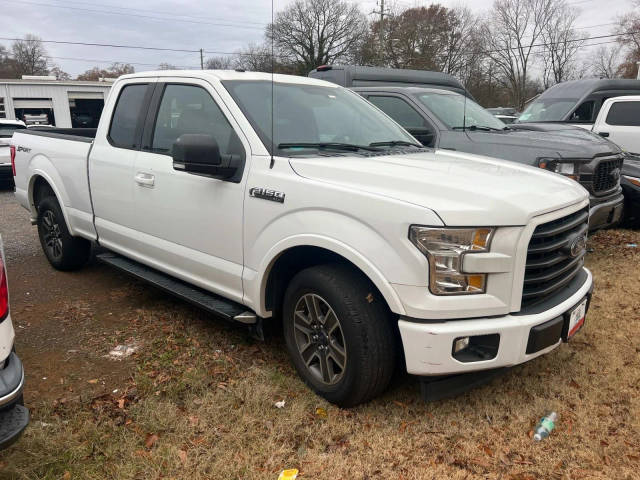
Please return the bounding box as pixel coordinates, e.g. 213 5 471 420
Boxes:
249 187 285 204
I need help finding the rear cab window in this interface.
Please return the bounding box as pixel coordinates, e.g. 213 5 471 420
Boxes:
108 83 152 149
605 101 640 126
0 124 26 138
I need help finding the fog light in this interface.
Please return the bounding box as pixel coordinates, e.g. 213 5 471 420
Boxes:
453 337 470 353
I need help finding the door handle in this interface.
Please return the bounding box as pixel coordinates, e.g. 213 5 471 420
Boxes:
599 132 609 137
135 172 155 187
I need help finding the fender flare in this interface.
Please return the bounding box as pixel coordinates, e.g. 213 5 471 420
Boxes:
28 168 74 234
256 234 406 317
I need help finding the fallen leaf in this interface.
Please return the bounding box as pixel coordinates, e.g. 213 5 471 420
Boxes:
569 379 580 389
393 400 407 408
118 398 125 409
481 445 494 457
145 433 158 449
315 407 327 418
178 449 187 464
87 379 98 384
62 471 71 480
274 400 286 409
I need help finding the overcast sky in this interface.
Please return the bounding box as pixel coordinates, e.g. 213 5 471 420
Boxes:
1 0 635 77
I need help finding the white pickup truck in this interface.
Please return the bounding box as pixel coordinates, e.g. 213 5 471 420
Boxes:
11 71 594 406
591 96 640 156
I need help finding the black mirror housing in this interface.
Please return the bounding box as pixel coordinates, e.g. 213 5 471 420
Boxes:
172 134 239 180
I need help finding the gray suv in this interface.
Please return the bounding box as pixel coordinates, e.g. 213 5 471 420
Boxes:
308 66 624 231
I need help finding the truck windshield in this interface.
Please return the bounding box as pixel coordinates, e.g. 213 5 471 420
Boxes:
222 80 418 155
517 98 578 123
416 92 506 131
0 124 26 138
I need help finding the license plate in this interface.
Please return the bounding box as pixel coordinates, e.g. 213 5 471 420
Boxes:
566 298 587 340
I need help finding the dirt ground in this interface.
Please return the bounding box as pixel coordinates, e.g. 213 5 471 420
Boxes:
0 189 639 480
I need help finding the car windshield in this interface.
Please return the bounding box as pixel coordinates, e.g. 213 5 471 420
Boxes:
222 80 418 155
416 92 506 130
517 98 578 123
0 124 26 138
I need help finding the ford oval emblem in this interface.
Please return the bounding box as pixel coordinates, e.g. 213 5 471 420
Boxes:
570 234 587 258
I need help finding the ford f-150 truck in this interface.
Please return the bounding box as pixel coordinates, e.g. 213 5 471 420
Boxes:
11 71 593 406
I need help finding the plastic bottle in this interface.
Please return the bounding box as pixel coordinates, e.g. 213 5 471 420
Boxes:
533 412 558 441
278 469 299 480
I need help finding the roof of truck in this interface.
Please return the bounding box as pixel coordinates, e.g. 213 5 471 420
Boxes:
539 78 640 99
119 70 336 87
353 86 460 95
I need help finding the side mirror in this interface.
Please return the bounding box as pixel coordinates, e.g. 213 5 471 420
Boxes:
407 127 435 147
172 134 238 179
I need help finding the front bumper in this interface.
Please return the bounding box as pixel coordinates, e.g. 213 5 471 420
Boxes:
398 268 593 376
588 192 624 230
0 351 29 450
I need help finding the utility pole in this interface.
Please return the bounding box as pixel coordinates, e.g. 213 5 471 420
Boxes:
200 49 204 70
372 0 388 63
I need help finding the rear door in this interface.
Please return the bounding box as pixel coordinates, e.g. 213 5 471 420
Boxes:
595 99 640 155
90 80 157 249
131 78 250 303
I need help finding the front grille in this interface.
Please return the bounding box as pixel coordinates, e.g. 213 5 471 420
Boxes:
522 207 589 307
592 157 623 193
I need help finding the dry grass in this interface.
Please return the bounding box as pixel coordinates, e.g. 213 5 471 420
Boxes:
1 229 639 480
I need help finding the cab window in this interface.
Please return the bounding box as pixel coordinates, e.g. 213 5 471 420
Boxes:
569 101 594 123
151 84 243 156
605 101 640 126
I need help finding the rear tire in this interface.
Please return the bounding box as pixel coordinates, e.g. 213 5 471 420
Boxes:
37 196 91 271
282 264 397 407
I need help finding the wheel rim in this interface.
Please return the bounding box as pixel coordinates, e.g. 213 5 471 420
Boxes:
293 293 347 386
42 210 63 259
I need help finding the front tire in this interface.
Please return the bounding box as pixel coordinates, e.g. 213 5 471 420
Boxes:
282 264 397 407
37 196 91 271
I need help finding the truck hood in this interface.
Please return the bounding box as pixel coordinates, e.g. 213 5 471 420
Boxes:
288 149 588 226
466 123 620 158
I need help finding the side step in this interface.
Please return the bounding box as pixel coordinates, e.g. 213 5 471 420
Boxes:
96 252 257 325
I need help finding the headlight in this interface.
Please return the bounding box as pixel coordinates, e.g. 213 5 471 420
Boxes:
409 227 493 295
538 158 578 179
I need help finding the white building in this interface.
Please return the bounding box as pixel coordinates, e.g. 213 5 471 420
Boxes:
0 76 113 128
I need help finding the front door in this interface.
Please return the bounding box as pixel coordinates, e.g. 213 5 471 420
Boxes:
132 79 250 303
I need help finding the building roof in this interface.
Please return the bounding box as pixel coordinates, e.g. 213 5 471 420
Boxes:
0 79 113 87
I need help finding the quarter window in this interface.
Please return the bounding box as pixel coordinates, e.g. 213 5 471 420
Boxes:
108 84 149 148
605 101 640 126
569 101 594 123
151 84 242 156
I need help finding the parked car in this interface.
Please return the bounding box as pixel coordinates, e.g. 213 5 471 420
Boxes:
517 79 640 126
0 120 26 189
348 85 623 231
12 70 593 406
621 155 640 227
0 235 29 449
591 96 640 155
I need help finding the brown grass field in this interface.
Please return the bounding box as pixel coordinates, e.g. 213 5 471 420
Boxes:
0 225 638 479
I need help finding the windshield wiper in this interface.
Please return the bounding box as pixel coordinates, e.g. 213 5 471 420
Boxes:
452 125 505 132
369 140 422 148
278 142 382 152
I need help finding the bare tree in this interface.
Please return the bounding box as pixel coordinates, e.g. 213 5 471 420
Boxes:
540 1 583 88
482 0 558 110
233 43 276 72
616 0 640 78
11 35 49 76
49 65 70 80
267 0 368 75
77 63 134 81
204 56 234 69
0 45 17 78
158 62 177 70
590 45 623 78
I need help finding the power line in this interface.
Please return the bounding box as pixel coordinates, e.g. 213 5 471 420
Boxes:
0 37 200 54
5 0 264 30
45 55 199 69
42 0 267 26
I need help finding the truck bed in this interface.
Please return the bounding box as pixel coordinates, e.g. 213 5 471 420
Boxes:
12 129 97 240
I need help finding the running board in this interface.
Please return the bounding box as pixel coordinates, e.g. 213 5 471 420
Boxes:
96 252 257 325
